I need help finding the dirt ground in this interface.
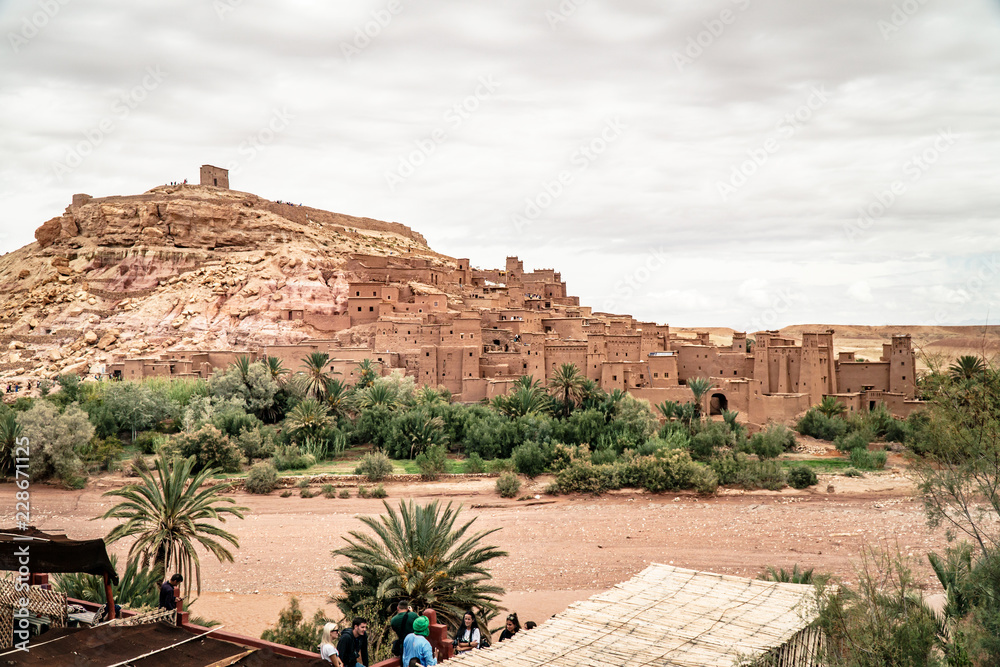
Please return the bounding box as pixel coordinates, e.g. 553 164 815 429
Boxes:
3 464 951 641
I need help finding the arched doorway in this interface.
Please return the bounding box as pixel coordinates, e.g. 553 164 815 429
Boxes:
710 393 728 415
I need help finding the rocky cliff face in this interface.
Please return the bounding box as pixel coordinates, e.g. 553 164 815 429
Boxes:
1 184 455 379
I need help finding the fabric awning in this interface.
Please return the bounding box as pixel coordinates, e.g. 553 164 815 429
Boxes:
0 526 118 585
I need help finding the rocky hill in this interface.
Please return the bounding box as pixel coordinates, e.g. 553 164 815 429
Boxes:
0 183 458 378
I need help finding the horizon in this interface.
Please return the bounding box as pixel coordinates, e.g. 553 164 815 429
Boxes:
1 1 998 329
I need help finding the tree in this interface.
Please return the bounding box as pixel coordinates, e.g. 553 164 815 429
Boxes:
19 401 93 485
265 356 290 386
102 453 247 594
949 355 987 382
491 385 551 419
53 553 163 611
210 360 280 422
685 377 715 420
323 378 353 421
301 352 334 401
284 398 333 443
261 596 332 651
0 411 22 477
548 363 587 417
357 383 399 411
101 382 172 441
332 500 507 631
817 396 848 418
655 400 680 421
356 359 379 389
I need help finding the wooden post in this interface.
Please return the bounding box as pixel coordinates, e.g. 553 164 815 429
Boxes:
103 572 116 620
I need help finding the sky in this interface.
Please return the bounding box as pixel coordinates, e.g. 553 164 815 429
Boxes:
1 0 998 329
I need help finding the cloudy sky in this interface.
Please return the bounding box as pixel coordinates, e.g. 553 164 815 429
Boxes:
2 0 998 328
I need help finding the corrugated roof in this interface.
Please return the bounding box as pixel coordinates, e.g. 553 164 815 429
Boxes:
450 564 821 667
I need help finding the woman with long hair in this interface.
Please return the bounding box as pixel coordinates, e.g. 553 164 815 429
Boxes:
498 612 520 642
320 622 343 666
453 610 481 652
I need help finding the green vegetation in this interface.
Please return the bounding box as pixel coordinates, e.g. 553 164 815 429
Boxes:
245 461 279 494
260 596 332 651
332 500 507 632
495 472 521 498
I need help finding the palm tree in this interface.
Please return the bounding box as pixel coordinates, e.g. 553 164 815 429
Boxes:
415 385 448 406
301 352 334 401
0 411 22 476
265 356 290 386
514 375 542 391
686 377 715 419
231 355 253 387
817 396 847 418
492 385 551 419
285 398 333 442
323 378 352 422
357 383 399 411
53 553 163 610
655 400 680 421
102 453 247 594
722 409 741 433
402 415 446 459
548 363 587 417
356 359 379 389
949 355 986 381
332 500 507 631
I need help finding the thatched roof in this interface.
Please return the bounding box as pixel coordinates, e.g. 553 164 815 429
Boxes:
452 564 823 667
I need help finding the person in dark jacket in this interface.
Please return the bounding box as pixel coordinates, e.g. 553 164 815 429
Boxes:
158 574 183 610
390 600 419 657
337 617 368 667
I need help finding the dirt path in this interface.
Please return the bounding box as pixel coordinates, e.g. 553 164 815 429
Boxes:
4 470 948 640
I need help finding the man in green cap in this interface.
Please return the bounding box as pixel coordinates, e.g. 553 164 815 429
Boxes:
402 615 437 667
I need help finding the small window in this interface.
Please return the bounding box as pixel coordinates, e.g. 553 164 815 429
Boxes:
356 291 360 296
369 306 374 312
426 352 430 357
357 307 362 312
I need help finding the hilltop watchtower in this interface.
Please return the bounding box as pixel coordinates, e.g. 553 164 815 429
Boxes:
200 165 229 189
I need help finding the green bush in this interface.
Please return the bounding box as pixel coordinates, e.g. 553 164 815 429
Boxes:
590 447 617 466
296 477 310 489
321 484 337 498
549 443 589 472
300 488 315 498
80 435 123 472
354 451 394 481
850 448 888 470
236 426 276 461
338 488 350 499
796 409 849 441
496 472 521 498
170 424 245 473
834 430 872 454
750 424 796 460
20 402 92 485
415 444 448 480
358 485 370 498
280 490 292 497
464 453 485 474
555 460 615 495
370 484 387 498
272 445 315 471
688 423 729 461
513 440 548 478
843 467 863 477
788 465 818 489
487 457 516 474
245 462 279 494
260 597 332 651
132 431 161 455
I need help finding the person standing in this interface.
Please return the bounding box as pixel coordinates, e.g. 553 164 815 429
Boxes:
158 574 183 610
402 616 437 667
390 600 419 657
337 617 368 667
320 622 343 666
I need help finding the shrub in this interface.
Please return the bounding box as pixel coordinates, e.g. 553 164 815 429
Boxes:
750 424 797 460
272 445 315 471
850 448 888 470
691 466 719 495
354 451 393 481
321 484 336 498
464 453 485 474
549 443 589 472
280 490 292 498
132 431 161 455
236 426 276 461
300 487 315 498
738 460 787 490
358 485 370 498
488 457 515 474
260 596 332 651
689 424 729 461
338 488 350 499
170 424 245 473
590 447 617 466
513 440 548 478
80 435 123 472
245 462 279 494
544 482 560 495
296 477 310 489
370 484 387 498
20 402 92 485
496 472 522 498
554 460 614 495
788 465 818 489
843 467 863 477
796 409 849 441
834 430 872 454
415 444 448 480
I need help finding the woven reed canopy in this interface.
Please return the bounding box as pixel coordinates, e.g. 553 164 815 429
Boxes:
449 564 824 667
